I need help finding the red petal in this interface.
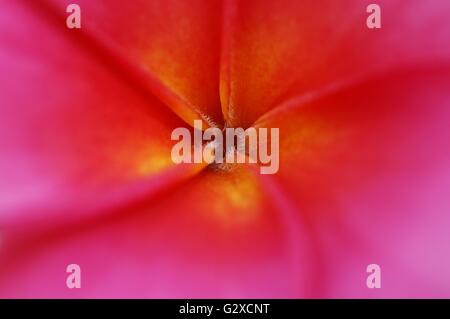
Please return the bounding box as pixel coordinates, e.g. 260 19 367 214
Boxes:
220 0 450 127
49 0 224 126
0 1 203 231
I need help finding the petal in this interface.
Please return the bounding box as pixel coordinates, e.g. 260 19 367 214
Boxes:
48 0 224 127
220 0 450 127
255 68 450 297
0 166 314 298
0 1 202 231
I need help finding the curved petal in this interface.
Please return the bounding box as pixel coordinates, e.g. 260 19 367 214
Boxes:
0 1 202 231
255 68 450 297
220 0 450 127
47 0 224 127
0 166 314 298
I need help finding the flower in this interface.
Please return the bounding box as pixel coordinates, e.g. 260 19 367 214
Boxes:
0 0 450 298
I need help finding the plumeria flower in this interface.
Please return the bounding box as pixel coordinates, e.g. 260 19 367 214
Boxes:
1 0 450 298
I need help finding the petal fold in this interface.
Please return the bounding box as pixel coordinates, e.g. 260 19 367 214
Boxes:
221 0 450 127
255 68 450 297
49 0 224 126
0 0 201 230
0 166 313 298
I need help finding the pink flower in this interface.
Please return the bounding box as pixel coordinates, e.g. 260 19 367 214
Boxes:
0 0 450 298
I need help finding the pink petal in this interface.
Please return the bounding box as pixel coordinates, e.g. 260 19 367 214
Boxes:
0 0 201 231
0 167 314 298
255 68 450 297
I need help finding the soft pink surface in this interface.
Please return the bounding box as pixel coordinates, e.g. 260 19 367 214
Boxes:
0 0 449 298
